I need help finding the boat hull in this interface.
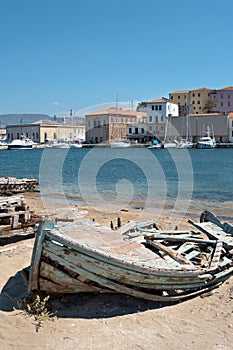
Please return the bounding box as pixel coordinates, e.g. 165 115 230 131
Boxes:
28 216 233 301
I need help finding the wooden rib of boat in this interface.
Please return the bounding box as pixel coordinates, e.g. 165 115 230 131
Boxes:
28 212 233 301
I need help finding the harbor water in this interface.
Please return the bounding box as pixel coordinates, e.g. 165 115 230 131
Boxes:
0 147 233 221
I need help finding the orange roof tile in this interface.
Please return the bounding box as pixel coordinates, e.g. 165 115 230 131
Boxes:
147 98 169 103
85 108 146 117
189 113 223 117
218 86 233 91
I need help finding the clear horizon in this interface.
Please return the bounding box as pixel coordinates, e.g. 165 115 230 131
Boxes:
1 0 233 117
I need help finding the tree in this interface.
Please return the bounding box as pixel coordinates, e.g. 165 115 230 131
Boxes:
202 99 216 113
136 101 147 112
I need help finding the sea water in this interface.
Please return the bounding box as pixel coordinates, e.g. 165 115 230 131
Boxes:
0 147 233 219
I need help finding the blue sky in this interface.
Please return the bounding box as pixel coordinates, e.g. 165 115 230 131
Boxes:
1 0 233 117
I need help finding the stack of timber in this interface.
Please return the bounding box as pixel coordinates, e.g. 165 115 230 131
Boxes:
0 177 38 195
28 211 233 302
0 196 31 230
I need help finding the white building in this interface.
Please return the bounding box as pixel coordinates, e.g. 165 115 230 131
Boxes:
146 98 179 141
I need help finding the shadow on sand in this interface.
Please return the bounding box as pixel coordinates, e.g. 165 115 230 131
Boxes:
0 267 175 319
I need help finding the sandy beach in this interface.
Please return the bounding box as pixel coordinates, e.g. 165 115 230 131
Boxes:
1 193 233 350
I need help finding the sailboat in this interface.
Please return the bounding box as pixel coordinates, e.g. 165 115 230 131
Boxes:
162 115 177 148
176 115 193 149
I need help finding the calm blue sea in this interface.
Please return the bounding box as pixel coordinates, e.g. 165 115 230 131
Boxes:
0 147 233 218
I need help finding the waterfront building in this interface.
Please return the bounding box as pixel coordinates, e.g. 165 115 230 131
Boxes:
210 86 233 114
0 128 6 141
6 120 85 144
169 88 215 115
146 98 179 142
85 108 146 144
170 113 229 143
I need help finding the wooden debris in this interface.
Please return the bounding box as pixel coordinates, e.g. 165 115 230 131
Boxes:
0 177 38 195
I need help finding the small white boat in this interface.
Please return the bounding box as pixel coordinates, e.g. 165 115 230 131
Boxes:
8 137 35 150
197 126 216 149
148 144 161 149
176 139 193 149
163 141 178 148
110 140 130 148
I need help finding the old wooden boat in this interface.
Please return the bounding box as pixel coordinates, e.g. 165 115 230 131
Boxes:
28 211 233 301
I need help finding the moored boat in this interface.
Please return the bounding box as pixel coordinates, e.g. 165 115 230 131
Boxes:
8 137 36 150
197 126 216 149
28 211 233 301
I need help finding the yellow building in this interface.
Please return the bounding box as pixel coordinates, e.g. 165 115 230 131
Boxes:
169 87 214 115
6 120 85 144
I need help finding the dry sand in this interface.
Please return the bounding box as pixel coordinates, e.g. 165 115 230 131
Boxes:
0 193 233 350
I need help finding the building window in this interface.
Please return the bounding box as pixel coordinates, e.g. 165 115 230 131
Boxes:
221 102 223 107
149 116 152 122
129 127 132 134
26 132 28 137
228 95 231 99
193 107 196 110
141 128 144 134
197 101 200 104
17 133 19 139
155 105 158 111
160 125 164 131
161 115 164 121
135 128 138 134
149 126 152 131
170 96 173 100
159 105 162 110
152 105 154 110
88 121 91 127
221 94 223 99
198 93 200 97
228 102 231 107
155 116 158 123
199 107 201 110
94 120 97 127
193 93 195 97
178 96 180 99
98 121 101 127
232 130 233 137
36 132 39 139
192 101 195 104
54 133 57 139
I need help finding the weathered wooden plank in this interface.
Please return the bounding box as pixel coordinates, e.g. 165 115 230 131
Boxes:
185 250 200 261
40 262 107 293
145 233 216 245
176 242 194 254
28 220 46 292
200 210 233 235
142 229 194 236
209 241 223 270
145 240 193 265
189 220 233 247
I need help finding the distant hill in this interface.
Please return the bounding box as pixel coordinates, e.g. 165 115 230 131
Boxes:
0 114 53 127
0 114 85 127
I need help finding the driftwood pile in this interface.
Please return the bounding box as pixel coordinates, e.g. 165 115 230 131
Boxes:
0 196 31 230
0 177 38 195
0 195 40 246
